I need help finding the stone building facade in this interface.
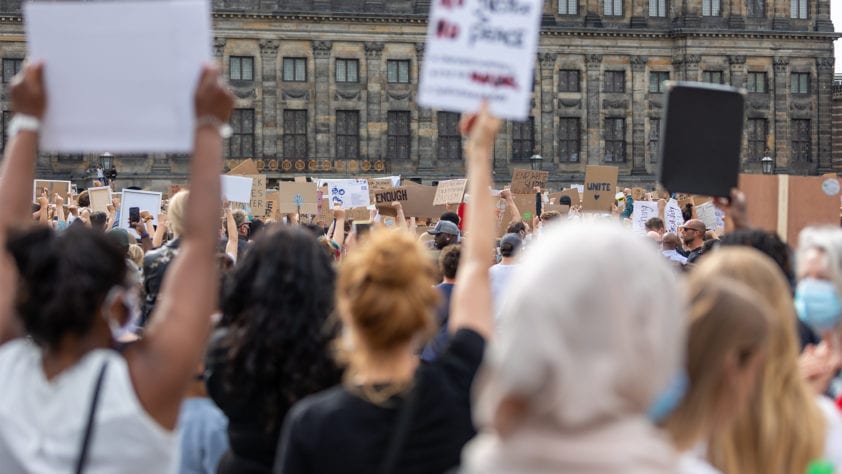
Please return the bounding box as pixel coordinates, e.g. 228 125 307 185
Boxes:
0 0 837 188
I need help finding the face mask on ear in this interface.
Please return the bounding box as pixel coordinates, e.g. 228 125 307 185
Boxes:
102 286 142 341
795 278 842 333
647 372 688 422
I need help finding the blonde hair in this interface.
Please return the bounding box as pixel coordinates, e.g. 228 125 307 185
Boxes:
127 244 144 267
662 277 771 451
167 190 188 237
797 226 842 295
336 229 439 371
692 247 825 474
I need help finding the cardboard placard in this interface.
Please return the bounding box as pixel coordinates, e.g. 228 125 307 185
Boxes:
327 179 370 209
631 200 660 235
87 186 112 213
346 207 371 222
265 190 280 221
221 175 253 204
278 182 319 215
227 159 259 176
33 179 71 204
510 169 548 194
374 185 445 219
119 188 162 229
549 188 581 206
433 179 468 206
495 193 536 236
368 177 397 204
583 165 619 212
245 175 267 217
664 198 685 234
695 201 717 230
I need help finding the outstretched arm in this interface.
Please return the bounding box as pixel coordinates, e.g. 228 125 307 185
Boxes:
128 65 234 430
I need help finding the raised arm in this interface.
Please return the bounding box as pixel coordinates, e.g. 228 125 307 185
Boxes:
449 102 500 340
0 63 46 344
224 206 238 261
501 189 521 224
152 212 167 249
128 65 234 430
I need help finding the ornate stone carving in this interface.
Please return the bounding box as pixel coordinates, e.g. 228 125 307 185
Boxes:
214 37 226 57
282 89 309 100
558 99 582 108
364 42 384 58
630 55 648 72
415 42 425 62
259 39 280 56
232 88 257 99
585 54 602 67
335 88 362 101
773 56 789 72
684 55 701 66
817 57 835 71
648 99 663 109
312 40 332 58
671 56 683 67
728 55 746 65
388 90 412 101
538 52 557 69
791 101 812 111
603 99 628 109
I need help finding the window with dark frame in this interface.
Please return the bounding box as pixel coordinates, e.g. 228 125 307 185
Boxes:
437 112 462 161
282 57 307 82
229 109 255 159
559 69 580 92
559 0 578 15
649 118 661 163
702 0 721 15
791 119 811 162
649 71 670 93
336 59 359 83
603 0 622 16
747 0 765 17
702 70 724 84
229 56 254 81
283 109 308 159
791 72 810 94
604 117 626 163
2 58 21 83
604 71 625 93
747 72 767 93
649 0 666 17
790 0 807 19
1 111 9 153
747 119 768 162
335 110 360 160
387 60 411 84
559 118 580 162
511 118 535 162
387 111 411 160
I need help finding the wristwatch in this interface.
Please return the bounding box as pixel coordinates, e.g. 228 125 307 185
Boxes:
196 115 233 139
7 114 41 138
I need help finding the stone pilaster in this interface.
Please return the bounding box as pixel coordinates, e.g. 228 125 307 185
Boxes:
816 57 834 172
313 41 332 162
585 0 603 26
772 0 790 30
728 0 745 28
539 52 557 167
671 56 684 81
773 56 790 172
364 42 384 161
815 0 833 31
728 55 746 88
585 54 602 164
631 55 648 174
416 42 435 171
259 39 280 159
213 37 226 62
630 0 647 28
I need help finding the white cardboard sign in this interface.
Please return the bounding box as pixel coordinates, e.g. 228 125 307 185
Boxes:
119 189 162 229
327 179 371 209
24 0 212 153
221 175 253 204
664 198 685 234
418 0 543 121
631 200 659 236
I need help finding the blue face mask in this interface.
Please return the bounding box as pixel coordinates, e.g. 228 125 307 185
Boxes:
647 372 688 422
795 279 842 333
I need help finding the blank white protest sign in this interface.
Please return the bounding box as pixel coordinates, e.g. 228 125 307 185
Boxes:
24 0 212 153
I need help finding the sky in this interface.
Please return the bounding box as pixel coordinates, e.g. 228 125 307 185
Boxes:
835 0 842 72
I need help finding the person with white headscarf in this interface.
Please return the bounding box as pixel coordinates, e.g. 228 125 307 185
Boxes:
462 221 686 474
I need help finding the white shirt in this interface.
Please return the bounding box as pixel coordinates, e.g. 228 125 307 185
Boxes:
489 263 519 323
662 249 688 264
677 444 721 474
0 339 176 474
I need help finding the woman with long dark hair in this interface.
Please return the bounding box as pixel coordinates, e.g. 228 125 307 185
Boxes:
206 226 341 473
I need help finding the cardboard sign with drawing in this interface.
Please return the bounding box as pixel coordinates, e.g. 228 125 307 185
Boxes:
583 165 619 212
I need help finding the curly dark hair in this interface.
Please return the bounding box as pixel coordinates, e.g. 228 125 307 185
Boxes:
220 226 341 430
719 229 794 287
6 225 126 349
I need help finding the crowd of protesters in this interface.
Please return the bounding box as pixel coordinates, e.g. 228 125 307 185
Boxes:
3 62 842 474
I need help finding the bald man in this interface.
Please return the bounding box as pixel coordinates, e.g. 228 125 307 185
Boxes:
678 219 706 263
661 232 688 264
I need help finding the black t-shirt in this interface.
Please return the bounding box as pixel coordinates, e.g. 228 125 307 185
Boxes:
275 328 486 474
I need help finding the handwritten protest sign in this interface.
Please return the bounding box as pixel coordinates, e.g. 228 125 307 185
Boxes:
327 179 370 209
278 182 318 215
119 189 161 229
631 200 659 235
228 159 259 176
433 179 468 206
88 186 112 213
664 198 685 234
695 201 717 230
510 169 548 194
583 165 619 212
221 175 253 204
33 179 71 204
374 185 444 219
246 175 267 217
265 190 280 220
368 177 397 204
25 0 211 152
418 0 543 120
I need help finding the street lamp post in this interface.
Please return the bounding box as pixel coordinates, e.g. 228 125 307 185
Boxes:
761 155 775 175
530 153 543 171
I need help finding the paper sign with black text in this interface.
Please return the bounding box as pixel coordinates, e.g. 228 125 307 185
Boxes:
511 169 548 194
